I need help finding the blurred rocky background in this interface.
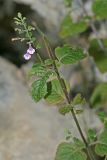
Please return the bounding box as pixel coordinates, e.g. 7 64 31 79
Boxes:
0 0 105 160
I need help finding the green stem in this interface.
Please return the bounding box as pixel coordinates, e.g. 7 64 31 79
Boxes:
89 141 99 147
36 53 44 64
21 18 32 43
43 36 95 160
34 23 95 160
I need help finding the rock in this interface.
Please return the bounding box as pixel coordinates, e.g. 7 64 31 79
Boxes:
0 57 102 160
13 0 93 31
13 0 66 31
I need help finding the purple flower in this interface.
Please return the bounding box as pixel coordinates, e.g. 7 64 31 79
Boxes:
23 44 35 60
23 53 31 60
27 45 35 55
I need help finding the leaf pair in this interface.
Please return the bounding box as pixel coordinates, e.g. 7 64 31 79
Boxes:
30 62 69 104
59 93 85 116
55 138 87 160
55 44 86 65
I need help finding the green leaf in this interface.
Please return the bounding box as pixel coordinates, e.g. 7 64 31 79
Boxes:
60 15 88 38
32 37 36 42
73 138 85 149
55 141 87 160
28 25 35 31
97 112 107 128
90 83 107 107
44 59 53 66
29 63 46 77
22 17 26 21
45 79 70 105
55 60 62 68
45 79 64 104
59 105 71 115
95 130 107 156
55 44 86 65
93 0 107 19
36 43 42 49
73 93 84 105
87 129 96 143
89 39 107 73
31 77 47 102
64 0 72 7
14 17 20 22
17 12 22 19
97 112 107 123
75 109 84 114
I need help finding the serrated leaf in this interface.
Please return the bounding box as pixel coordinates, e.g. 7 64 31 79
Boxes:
97 112 107 123
31 78 47 102
29 63 46 77
95 130 107 156
73 138 85 149
45 79 70 105
93 0 107 19
73 93 83 105
60 15 88 38
44 59 53 66
55 141 87 160
55 44 86 65
89 39 107 73
90 83 107 107
45 79 64 104
59 105 71 115
98 112 107 128
87 129 96 143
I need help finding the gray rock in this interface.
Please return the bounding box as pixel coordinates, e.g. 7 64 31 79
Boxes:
13 0 92 31
14 0 66 31
0 57 102 160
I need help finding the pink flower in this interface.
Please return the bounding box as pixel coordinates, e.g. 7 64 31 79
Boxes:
23 53 31 60
23 44 35 60
27 45 35 55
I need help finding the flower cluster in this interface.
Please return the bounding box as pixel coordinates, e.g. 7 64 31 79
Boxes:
24 44 35 60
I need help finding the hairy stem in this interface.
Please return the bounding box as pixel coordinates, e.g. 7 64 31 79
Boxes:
36 53 44 64
43 36 95 160
20 17 32 43
33 23 95 160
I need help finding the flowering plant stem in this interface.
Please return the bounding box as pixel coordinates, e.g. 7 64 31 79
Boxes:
35 27 95 160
